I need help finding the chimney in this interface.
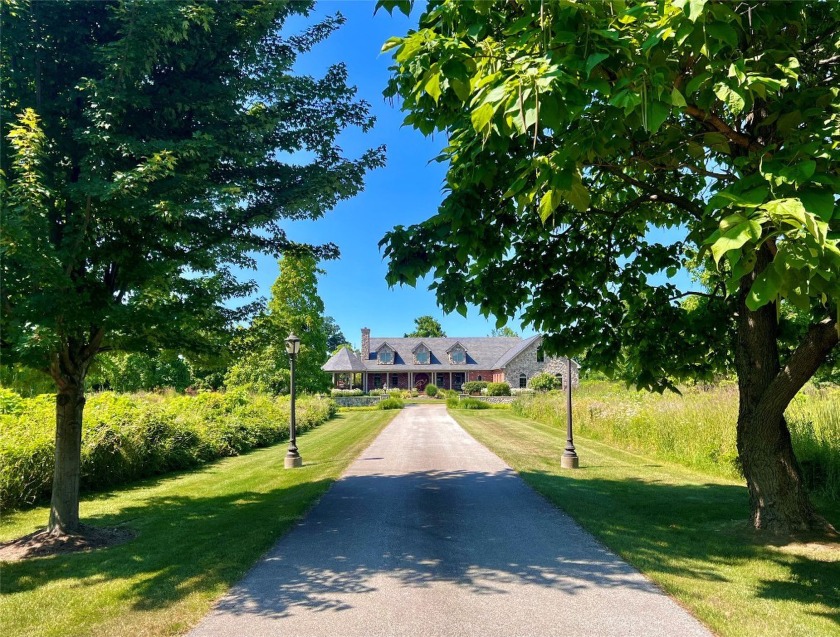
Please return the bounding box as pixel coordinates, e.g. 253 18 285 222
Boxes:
361 327 371 361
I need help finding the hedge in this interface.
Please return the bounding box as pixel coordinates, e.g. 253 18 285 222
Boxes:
0 389 336 510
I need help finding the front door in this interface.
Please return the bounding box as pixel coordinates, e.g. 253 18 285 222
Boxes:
414 373 429 391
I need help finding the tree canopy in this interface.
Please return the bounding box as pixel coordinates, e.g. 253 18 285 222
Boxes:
1 0 381 534
405 315 447 338
378 0 839 534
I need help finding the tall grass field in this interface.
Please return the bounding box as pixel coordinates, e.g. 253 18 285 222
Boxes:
0 388 336 510
513 381 840 502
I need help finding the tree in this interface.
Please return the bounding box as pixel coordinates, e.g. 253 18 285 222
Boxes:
324 316 348 352
1 1 382 536
378 0 839 534
489 327 519 338
226 254 331 394
405 315 447 338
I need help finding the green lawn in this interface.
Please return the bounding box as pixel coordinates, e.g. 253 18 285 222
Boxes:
0 410 396 637
450 409 840 637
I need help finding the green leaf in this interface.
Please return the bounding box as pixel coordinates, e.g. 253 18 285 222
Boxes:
710 220 762 264
424 72 441 103
585 53 609 77
798 189 835 221
539 189 562 222
647 101 670 133
714 82 746 114
670 87 687 107
471 102 495 133
747 265 782 311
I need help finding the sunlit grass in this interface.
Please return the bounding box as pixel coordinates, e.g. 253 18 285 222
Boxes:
0 410 396 637
451 408 840 637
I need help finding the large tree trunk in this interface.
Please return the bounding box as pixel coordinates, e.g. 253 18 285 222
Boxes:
47 379 86 535
735 247 837 535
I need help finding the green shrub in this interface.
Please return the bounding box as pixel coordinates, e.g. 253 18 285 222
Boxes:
0 390 337 510
462 381 488 394
331 388 364 396
368 389 385 396
425 383 438 397
486 382 511 396
528 372 556 392
377 397 405 410
447 396 490 410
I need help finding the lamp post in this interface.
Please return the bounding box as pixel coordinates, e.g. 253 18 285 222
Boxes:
284 333 302 469
560 356 579 469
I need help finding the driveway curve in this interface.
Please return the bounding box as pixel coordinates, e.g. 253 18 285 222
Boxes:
189 404 712 637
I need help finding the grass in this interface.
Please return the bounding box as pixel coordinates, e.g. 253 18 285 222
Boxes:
0 409 396 637
513 381 840 500
450 408 840 637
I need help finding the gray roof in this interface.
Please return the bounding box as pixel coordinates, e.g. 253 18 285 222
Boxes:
490 335 542 369
322 347 366 372
361 336 528 372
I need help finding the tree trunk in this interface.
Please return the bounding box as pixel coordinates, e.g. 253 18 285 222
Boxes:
47 380 87 535
734 247 832 535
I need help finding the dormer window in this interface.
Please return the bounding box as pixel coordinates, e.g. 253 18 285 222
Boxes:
376 344 395 365
413 343 430 365
447 343 467 365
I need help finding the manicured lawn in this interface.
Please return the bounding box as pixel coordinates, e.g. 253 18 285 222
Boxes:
450 409 840 637
0 410 396 637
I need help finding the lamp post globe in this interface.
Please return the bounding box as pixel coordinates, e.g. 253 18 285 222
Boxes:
284 333 302 468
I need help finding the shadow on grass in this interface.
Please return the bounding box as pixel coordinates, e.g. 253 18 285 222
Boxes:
3 469 669 623
2 466 837 630
518 470 840 627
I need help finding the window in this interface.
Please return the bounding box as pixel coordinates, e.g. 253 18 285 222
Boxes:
454 373 465 390
437 374 445 386
392 374 399 388
449 346 466 364
519 373 527 388
378 347 393 364
374 375 381 389
477 375 482 381
536 347 545 363
415 350 429 364
555 373 563 389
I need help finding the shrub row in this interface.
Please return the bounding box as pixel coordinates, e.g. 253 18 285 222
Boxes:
447 397 490 410
377 397 405 410
0 390 337 510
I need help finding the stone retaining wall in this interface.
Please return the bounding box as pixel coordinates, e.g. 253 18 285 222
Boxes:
458 395 515 404
333 396 383 407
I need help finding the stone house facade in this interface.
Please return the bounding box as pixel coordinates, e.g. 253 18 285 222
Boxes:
322 328 579 392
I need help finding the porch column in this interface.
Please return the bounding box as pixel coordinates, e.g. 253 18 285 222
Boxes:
449 372 452 390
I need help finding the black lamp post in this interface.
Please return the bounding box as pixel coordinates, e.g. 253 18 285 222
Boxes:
284 333 302 469
561 356 579 469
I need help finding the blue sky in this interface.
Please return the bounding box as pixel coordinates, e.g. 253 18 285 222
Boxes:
243 1 692 348
242 0 524 347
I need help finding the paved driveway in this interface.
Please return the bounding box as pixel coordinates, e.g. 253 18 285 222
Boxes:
189 404 712 637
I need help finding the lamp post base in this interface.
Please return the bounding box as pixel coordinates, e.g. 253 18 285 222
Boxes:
285 454 303 469
561 454 579 469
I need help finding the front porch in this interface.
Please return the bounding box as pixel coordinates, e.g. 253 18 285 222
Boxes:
361 371 467 392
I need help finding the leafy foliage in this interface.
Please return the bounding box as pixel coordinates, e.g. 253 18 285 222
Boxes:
377 396 405 410
462 380 488 394
0 390 337 510
489 326 519 337
528 372 557 392
425 383 438 396
447 396 490 410
378 0 838 391
404 315 447 338
486 382 511 396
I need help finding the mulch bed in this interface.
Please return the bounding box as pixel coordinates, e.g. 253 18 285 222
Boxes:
0 524 136 562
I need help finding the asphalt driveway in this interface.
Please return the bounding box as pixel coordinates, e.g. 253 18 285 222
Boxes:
189 404 712 637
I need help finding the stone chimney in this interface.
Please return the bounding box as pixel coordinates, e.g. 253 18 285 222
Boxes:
361 327 371 361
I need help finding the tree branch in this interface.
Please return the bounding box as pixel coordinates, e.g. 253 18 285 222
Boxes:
684 106 765 153
596 166 705 220
759 315 839 419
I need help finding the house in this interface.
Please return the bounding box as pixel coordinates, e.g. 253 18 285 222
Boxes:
322 327 579 392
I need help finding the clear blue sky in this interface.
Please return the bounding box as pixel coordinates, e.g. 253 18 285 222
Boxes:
241 0 522 347
242 1 691 348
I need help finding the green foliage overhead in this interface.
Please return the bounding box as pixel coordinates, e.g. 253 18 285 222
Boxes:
377 0 839 533
1 0 383 378
404 315 447 338
378 0 838 391
489 326 519 338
